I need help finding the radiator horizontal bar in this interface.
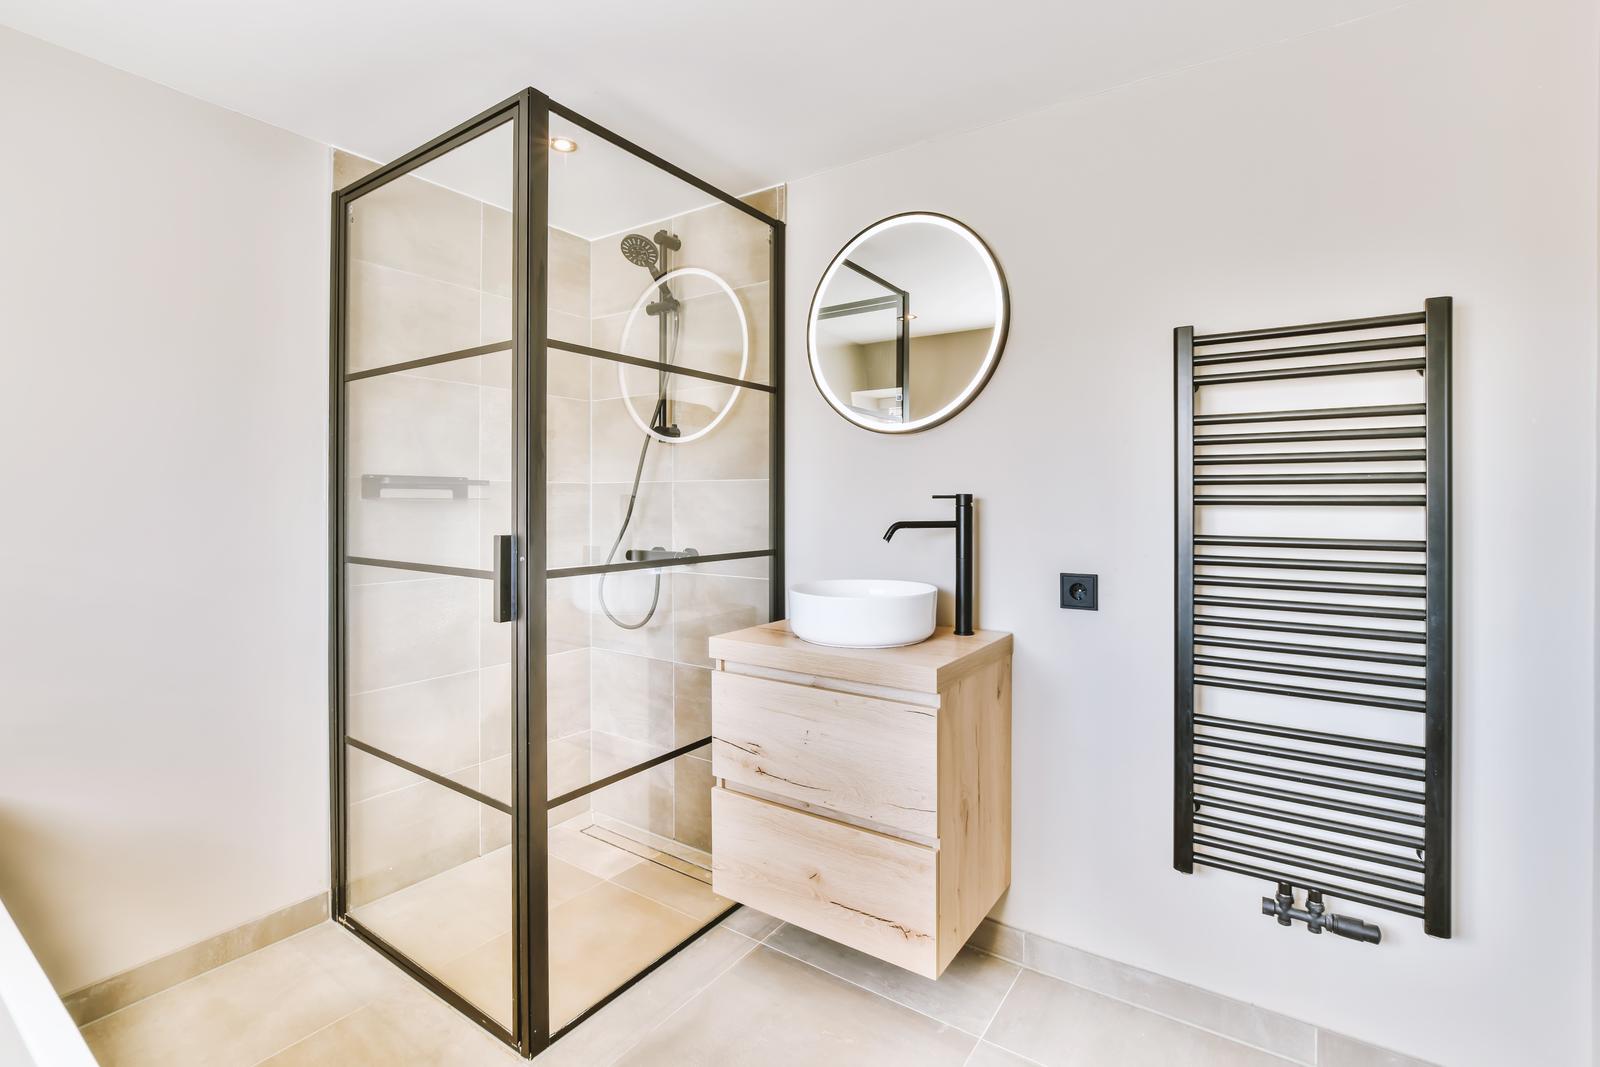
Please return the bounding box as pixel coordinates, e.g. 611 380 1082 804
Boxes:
1196 576 1425 598
1193 795 1426 849
1195 472 1425 486
1194 634 1427 667
1195 755 1426 803
1192 855 1425 917
1195 426 1425 446
1194 774 1426 826
1194 403 1426 426
1195 674 1427 712
1194 534 1425 552
1193 449 1426 466
1195 654 1425 691
1194 815 1425 873
1195 733 1423 779
1192 334 1425 368
1194 615 1427 644
1192 312 1425 346
1194 714 1425 758
1194 595 1427 621
1195 494 1425 507
1195 357 1425 387
1194 835 1425 896
1194 555 1426 576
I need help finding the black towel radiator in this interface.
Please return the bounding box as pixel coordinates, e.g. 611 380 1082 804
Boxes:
1174 298 1452 942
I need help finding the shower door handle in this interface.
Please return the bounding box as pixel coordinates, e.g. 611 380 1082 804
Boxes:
493 534 518 623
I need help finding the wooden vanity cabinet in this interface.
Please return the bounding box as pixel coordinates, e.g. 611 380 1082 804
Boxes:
708 623 1012 978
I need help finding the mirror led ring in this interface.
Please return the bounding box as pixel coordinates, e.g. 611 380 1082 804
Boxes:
618 266 750 444
807 211 1009 434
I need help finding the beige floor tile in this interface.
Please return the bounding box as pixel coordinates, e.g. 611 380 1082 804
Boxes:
615 945 975 1067
258 981 517 1066
434 932 514 1031
610 860 732 923
348 853 510 977
548 821 643 880
983 970 1293 1067
765 923 1020 1035
548 880 706 1029
79 936 365 1067
549 856 603 909
965 1042 1043 1066
717 905 782 942
531 928 755 1067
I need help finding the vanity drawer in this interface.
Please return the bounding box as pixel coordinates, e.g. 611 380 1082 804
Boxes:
711 670 937 838
711 786 938 977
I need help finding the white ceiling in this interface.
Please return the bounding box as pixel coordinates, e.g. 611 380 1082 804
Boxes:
0 0 1407 206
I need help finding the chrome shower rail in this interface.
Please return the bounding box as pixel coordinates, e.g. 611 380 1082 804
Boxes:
1174 298 1453 942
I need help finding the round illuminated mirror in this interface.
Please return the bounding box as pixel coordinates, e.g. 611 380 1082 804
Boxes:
808 213 1008 433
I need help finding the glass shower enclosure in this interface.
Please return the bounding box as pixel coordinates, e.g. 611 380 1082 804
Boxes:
328 89 783 1056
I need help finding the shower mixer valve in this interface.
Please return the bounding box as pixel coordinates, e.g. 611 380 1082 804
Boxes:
1260 882 1382 944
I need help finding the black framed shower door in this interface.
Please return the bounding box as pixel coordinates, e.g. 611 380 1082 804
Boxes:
329 88 784 1057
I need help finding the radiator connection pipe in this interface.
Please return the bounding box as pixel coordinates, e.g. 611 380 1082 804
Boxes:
1262 883 1382 944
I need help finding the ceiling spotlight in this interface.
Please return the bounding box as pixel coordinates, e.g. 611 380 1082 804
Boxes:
549 136 578 154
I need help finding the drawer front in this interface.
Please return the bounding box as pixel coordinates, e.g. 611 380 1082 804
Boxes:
712 670 937 838
711 787 938 977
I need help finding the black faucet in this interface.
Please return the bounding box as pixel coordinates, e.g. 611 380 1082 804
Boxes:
883 494 975 636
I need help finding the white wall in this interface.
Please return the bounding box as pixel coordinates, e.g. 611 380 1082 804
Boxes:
785 1 1597 1063
0 28 330 994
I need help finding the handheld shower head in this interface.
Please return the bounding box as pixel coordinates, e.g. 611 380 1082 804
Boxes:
620 233 662 279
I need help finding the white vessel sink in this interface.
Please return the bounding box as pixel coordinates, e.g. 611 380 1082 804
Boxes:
788 580 938 648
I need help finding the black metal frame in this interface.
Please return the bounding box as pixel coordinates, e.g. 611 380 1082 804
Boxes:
1174 299 1452 940
329 89 784 1057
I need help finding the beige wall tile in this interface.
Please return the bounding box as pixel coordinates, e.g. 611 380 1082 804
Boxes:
671 571 769 667
548 647 591 739
480 293 511 346
347 671 480 801
674 200 773 292
549 344 591 398
589 735 674 836
670 382 770 481
547 482 591 569
348 172 481 289
739 185 785 221
591 478 669 562
590 396 672 483
334 149 381 190
546 573 593 655
345 753 481 906
548 395 590 484
550 227 591 318
673 664 711 745
673 478 771 570
590 648 674 749
589 568 675 661
481 205 512 298
346 576 479 693
347 260 480 374
673 756 713 852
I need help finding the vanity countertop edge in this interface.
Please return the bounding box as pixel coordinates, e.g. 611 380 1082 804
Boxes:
707 622 1012 694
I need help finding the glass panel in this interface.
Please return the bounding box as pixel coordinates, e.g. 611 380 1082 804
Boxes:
341 117 515 1034
544 561 769 800
545 747 726 1030
346 747 513 1029
549 113 773 387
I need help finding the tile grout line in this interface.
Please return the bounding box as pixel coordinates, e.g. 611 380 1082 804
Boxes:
986 946 1312 1065
961 967 1026 1067
754 935 991 1041
592 922 761 1067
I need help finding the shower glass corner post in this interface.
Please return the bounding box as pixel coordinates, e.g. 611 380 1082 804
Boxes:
330 88 783 1058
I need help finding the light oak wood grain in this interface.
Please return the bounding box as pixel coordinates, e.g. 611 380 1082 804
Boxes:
936 656 1013 973
712 671 938 838
708 623 1012 694
711 787 939 977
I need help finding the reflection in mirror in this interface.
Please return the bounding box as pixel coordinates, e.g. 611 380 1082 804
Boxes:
808 213 1007 432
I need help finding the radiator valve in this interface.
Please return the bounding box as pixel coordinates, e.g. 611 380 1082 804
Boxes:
1261 883 1381 944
